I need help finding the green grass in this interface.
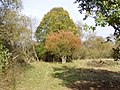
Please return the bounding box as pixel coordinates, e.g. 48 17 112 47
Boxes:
16 62 68 90
16 59 120 90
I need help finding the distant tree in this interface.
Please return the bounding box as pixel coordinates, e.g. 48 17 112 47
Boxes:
75 0 120 60
83 36 114 59
35 7 78 42
76 21 83 38
45 30 81 63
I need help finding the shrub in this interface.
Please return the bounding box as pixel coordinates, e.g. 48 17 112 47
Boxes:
112 47 120 61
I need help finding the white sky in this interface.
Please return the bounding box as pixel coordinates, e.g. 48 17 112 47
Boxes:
22 0 114 38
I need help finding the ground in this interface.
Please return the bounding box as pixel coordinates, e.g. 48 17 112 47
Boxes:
15 59 120 90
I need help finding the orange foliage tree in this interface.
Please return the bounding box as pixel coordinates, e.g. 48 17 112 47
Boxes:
45 30 81 62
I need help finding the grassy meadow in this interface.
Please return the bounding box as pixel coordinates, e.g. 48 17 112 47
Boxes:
15 59 120 90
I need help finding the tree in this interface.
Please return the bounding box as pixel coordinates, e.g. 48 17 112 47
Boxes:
0 0 22 24
45 30 81 63
83 36 113 59
76 21 83 38
75 0 120 31
74 0 120 60
35 7 78 42
0 10 38 68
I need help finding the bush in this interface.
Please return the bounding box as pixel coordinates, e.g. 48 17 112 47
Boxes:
112 47 120 61
72 47 87 60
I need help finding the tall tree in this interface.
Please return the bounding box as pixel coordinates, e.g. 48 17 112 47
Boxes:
35 7 78 42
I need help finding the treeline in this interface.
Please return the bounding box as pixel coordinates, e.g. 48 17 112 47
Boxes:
35 7 114 62
80 36 114 59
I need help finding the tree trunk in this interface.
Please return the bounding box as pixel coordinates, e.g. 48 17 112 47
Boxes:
61 56 66 63
32 43 39 61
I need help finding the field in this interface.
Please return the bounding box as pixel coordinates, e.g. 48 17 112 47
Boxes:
15 59 120 90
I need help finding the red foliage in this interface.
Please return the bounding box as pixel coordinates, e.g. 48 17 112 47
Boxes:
45 30 81 57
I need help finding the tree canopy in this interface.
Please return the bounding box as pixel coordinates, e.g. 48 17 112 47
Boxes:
45 30 81 62
0 0 22 24
75 0 120 39
35 7 78 42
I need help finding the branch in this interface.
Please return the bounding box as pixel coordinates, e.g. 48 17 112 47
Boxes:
112 24 120 32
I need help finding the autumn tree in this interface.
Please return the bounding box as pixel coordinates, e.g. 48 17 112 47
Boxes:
35 7 78 42
45 30 81 63
75 0 120 60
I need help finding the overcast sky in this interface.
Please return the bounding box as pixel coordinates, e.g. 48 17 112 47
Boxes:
22 0 114 38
